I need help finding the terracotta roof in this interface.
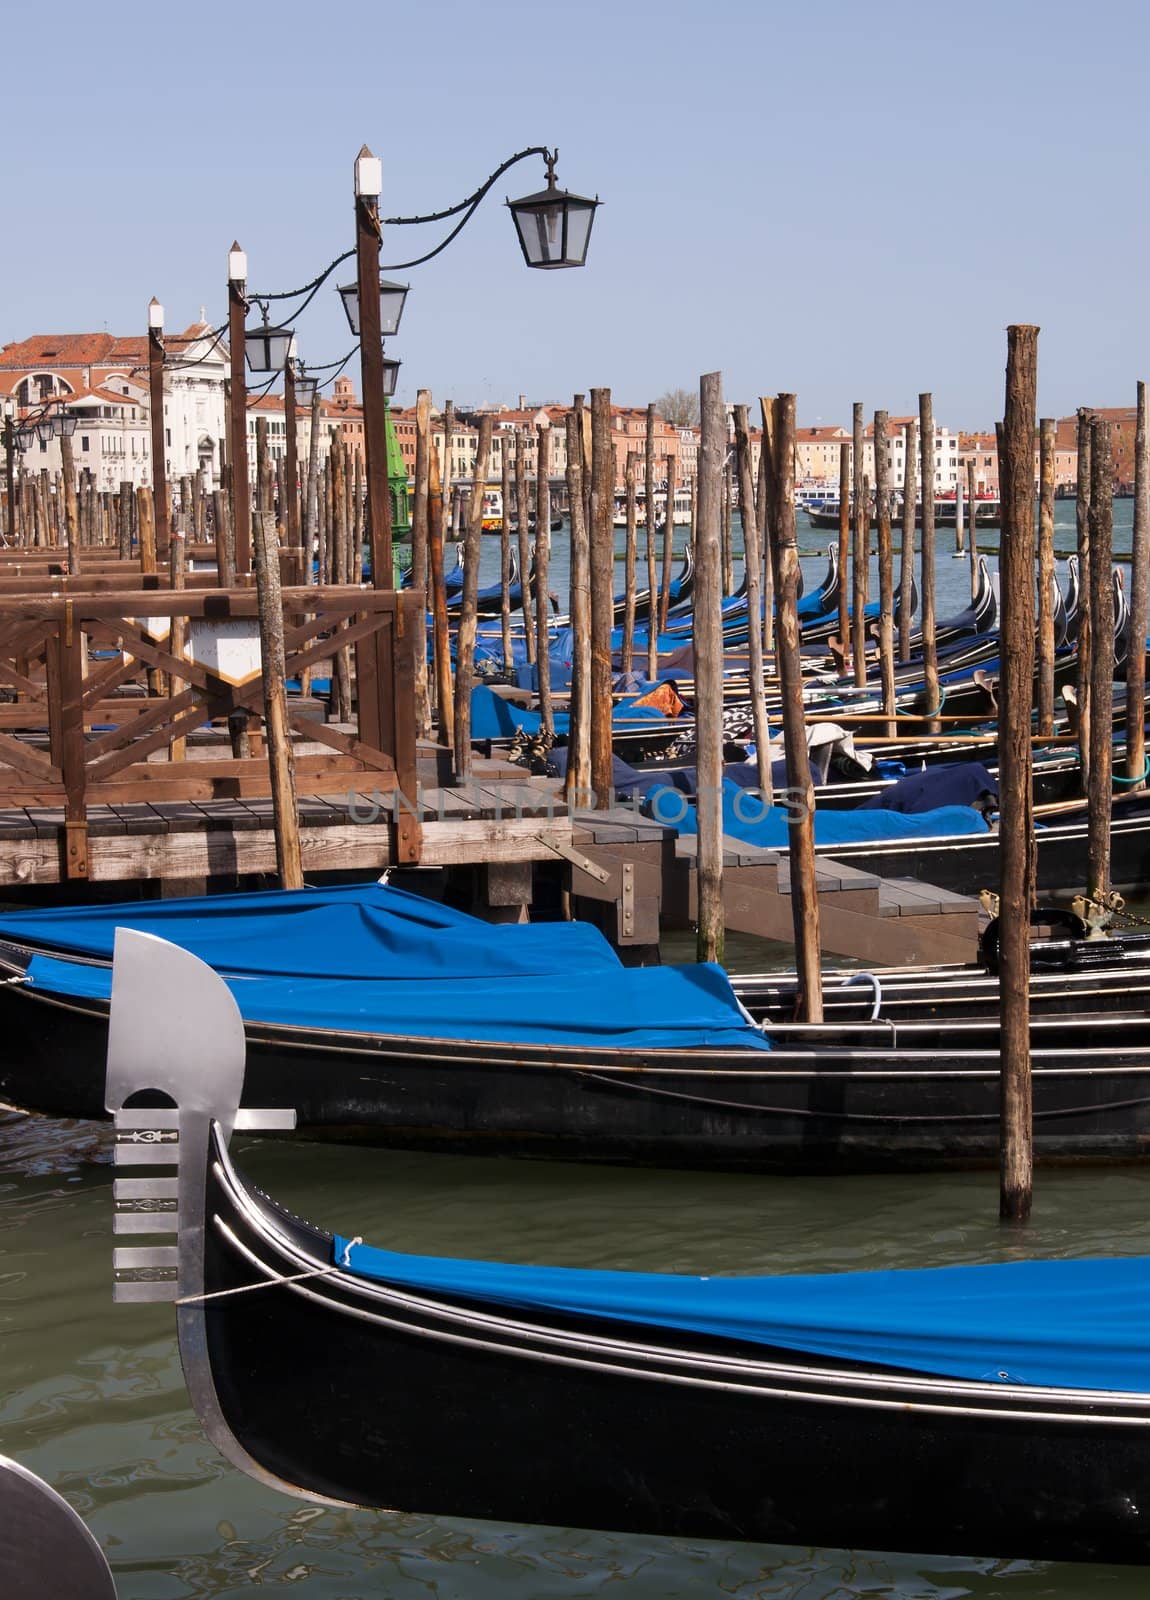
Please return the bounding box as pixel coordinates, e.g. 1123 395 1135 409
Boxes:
62 385 148 409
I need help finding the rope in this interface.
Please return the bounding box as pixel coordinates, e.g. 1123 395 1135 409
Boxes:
174 1235 362 1306
897 686 947 720
1113 756 1150 786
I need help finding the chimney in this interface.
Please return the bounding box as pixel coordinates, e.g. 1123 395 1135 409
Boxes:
518 394 526 410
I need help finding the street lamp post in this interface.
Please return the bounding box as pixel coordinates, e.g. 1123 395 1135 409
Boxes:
2 399 16 544
283 356 301 554
227 243 252 575
352 146 394 589
147 297 169 568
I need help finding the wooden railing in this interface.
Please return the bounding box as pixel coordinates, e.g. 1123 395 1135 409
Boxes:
0 585 421 877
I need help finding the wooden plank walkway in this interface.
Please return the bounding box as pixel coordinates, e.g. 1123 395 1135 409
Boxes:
570 809 981 966
0 756 574 886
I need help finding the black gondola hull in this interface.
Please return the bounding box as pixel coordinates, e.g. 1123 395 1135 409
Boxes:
7 962 1150 1169
197 1138 1150 1563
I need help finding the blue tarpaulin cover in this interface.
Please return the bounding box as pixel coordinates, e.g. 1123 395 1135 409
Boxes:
24 954 772 1052
334 1240 1150 1392
0 881 621 981
645 779 990 847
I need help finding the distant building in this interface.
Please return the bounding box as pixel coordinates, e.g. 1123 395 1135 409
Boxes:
794 426 850 487
1055 409 1134 490
0 323 226 491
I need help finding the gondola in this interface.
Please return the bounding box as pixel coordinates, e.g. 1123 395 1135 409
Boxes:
8 883 1150 1169
610 544 695 627
107 931 1150 1565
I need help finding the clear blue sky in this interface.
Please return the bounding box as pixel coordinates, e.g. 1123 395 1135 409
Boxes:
3 0 1145 427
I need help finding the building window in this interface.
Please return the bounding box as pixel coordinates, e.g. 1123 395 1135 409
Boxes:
166 428 171 447
82 436 90 452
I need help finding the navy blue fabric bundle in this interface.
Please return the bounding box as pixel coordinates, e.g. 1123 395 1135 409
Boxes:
858 762 998 815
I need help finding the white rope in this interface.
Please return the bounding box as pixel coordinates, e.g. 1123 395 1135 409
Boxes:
174 1236 362 1306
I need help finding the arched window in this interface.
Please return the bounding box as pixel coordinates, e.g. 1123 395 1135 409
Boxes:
15 373 74 406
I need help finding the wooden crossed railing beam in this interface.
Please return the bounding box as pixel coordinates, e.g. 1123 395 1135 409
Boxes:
0 586 422 878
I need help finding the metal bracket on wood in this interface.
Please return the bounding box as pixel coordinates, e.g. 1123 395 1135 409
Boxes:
535 835 611 884
64 819 89 880
620 861 635 938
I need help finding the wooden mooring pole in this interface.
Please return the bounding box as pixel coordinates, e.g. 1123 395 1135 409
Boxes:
645 404 659 682
967 456 979 600
535 424 553 735
499 431 514 673
874 410 896 737
515 431 536 665
695 373 726 966
919 393 939 733
1087 414 1114 902
622 449 638 679
851 402 867 685
1128 382 1149 790
453 417 493 780
1075 409 1094 787
590 388 615 809
836 442 851 676
998 323 1039 1224
1037 418 1057 738
565 405 591 805
734 404 771 797
253 509 303 889
428 417 453 748
899 418 917 662
412 390 432 735
764 392 823 1022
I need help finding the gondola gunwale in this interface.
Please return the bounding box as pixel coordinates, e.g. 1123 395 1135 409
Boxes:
11 940 1150 1077
205 1126 1150 1428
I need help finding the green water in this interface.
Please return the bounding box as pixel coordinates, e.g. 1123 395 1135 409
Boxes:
3 1107 1149 1597
471 498 1134 627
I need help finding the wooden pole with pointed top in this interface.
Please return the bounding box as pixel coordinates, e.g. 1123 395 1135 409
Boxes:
998 323 1039 1224
695 372 726 966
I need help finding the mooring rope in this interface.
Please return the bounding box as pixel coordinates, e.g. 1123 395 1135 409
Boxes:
173 1236 362 1306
